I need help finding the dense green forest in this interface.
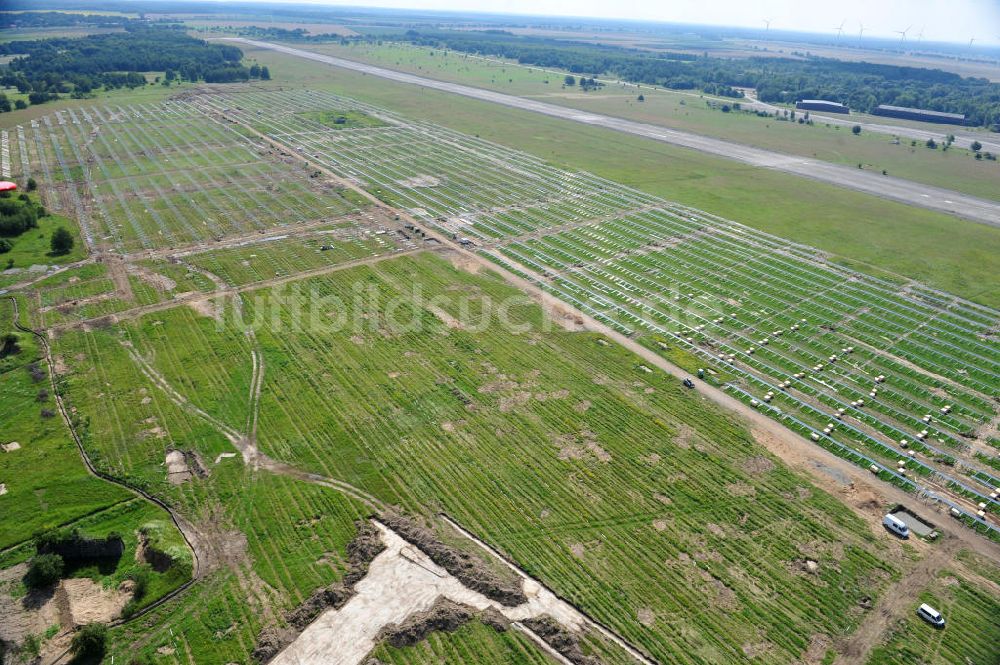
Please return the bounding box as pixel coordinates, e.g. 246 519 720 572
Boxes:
394 30 1000 127
0 10 150 29
0 26 258 102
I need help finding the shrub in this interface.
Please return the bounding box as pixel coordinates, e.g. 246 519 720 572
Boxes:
0 238 11 253
0 333 19 358
50 227 74 255
26 553 64 588
71 623 107 659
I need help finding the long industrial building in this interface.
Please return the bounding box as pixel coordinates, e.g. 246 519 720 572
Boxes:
795 99 850 113
872 104 966 125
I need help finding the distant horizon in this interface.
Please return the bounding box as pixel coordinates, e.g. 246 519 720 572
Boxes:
182 0 1000 47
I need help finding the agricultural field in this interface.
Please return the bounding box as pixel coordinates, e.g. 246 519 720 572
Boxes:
292 41 1000 203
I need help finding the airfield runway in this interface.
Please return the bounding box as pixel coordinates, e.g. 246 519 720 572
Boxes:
232 39 1000 228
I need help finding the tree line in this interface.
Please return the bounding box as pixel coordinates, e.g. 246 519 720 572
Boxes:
390 30 1000 127
0 26 262 105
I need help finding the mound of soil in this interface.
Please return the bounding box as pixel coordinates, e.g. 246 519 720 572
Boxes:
379 597 475 648
479 606 511 633
286 584 353 631
523 615 602 665
344 520 386 586
252 626 296 664
379 512 527 606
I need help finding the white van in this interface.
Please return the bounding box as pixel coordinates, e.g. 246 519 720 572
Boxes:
882 513 910 538
917 603 945 628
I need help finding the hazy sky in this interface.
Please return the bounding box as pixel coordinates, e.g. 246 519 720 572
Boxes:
274 0 1000 45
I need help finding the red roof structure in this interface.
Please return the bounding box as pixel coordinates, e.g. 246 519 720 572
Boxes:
0 181 17 192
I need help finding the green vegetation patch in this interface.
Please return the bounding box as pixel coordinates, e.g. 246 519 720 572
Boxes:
0 299 127 549
55 252 897 664
298 108 387 130
866 571 1000 665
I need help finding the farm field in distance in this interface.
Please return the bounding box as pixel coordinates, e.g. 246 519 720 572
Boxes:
0 9 998 665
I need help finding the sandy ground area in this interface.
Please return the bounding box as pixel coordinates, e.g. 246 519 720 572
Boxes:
272 522 585 665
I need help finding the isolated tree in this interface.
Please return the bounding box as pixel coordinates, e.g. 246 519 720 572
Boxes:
971 140 982 152
851 125 862 135
0 239 11 254
926 138 938 149
260 66 271 80
27 176 37 191
50 227 73 255
71 624 108 659
14 100 27 110
0 332 20 358
26 553 63 588
637 93 644 102
564 74 576 86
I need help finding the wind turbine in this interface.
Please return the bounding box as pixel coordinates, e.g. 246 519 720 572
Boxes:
834 20 846 42
969 37 976 49
916 26 925 44
858 23 866 45
894 25 911 44
762 18 772 35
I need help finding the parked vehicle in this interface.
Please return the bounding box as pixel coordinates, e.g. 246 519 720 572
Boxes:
682 378 695 389
917 603 946 628
882 513 910 538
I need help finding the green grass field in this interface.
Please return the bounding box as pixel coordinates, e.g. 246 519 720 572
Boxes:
298 42 1000 203
298 108 387 130
866 570 1000 665
49 252 904 663
0 207 86 289
239 44 1000 307
0 298 130 548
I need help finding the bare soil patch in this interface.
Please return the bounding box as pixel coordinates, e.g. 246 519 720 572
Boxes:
741 455 775 475
187 297 221 320
133 266 177 292
397 175 442 188
62 578 131 625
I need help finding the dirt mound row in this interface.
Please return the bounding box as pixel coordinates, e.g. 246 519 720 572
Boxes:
523 615 603 665
378 512 527 606
377 598 510 651
252 520 386 663
379 597 475 648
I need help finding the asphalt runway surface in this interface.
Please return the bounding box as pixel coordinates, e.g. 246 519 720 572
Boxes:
232 39 1000 228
